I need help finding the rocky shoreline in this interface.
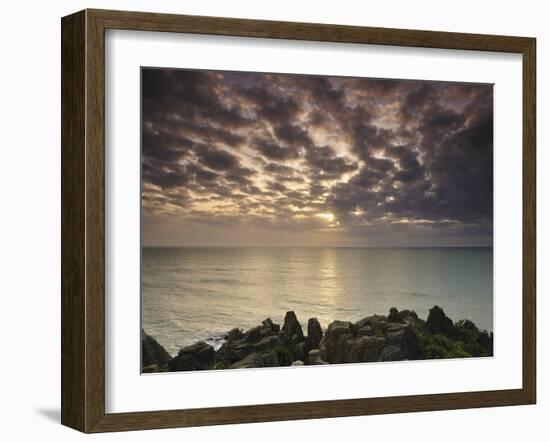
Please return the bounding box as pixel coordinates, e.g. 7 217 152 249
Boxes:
142 306 493 373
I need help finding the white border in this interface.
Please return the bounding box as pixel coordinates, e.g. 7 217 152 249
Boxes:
105 29 523 413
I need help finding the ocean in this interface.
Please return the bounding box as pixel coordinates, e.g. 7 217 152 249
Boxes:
141 247 493 356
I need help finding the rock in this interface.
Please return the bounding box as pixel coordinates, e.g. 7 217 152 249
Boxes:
216 338 251 365
379 344 404 361
356 325 374 337
319 321 354 364
167 341 215 371
355 314 386 329
345 336 387 362
252 335 282 353
381 326 420 360
308 349 328 365
386 322 409 333
141 329 171 368
477 330 493 356
262 318 280 333
277 330 290 345
388 307 399 322
426 306 458 339
305 317 323 351
291 360 305 366
231 352 264 369
261 351 279 367
397 309 421 326
282 311 305 343
226 327 243 341
295 341 307 362
243 325 264 343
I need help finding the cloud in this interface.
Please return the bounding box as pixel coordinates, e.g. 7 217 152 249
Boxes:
141 68 493 246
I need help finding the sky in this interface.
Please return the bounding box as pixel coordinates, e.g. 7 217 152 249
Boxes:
141 68 493 247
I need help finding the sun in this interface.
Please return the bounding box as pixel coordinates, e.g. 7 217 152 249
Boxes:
316 212 336 222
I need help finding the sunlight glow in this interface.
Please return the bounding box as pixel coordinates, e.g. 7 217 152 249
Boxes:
316 212 336 222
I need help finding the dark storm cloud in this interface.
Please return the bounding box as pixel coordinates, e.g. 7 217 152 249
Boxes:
254 137 302 161
305 145 358 180
195 145 239 171
142 68 493 246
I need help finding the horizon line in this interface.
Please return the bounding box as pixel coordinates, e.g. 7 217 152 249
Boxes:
141 245 493 249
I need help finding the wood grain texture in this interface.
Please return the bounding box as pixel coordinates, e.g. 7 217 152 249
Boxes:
61 10 86 432
60 8 537 433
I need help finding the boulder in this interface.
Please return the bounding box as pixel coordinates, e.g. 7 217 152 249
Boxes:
477 330 494 356
277 330 290 345
305 317 323 351
261 351 279 367
167 341 215 371
282 311 305 343
355 315 387 336
388 307 399 322
231 352 264 369
426 306 458 339
397 309 421 326
291 360 305 366
319 320 354 364
243 325 264 344
381 326 420 360
225 327 243 342
216 338 251 365
251 335 282 353
141 329 171 369
344 336 387 363
356 325 374 337
294 341 307 362
308 349 328 365
262 318 280 334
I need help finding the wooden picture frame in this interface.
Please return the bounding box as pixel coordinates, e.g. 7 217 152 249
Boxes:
61 8 536 433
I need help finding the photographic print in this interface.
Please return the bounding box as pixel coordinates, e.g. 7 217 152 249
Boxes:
140 68 494 373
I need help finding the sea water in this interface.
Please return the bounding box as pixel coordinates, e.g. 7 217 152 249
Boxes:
141 247 493 356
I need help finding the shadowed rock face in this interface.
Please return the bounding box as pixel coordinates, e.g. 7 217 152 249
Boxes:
305 317 323 351
142 305 493 372
167 341 215 372
282 311 305 343
141 329 171 369
426 306 458 338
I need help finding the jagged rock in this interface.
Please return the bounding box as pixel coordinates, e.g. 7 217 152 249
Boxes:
477 330 494 356
226 327 243 341
261 351 279 367
231 352 264 369
379 345 403 361
308 349 328 365
252 335 281 353
397 309 421 326
141 329 171 368
295 341 307 362
345 336 387 362
282 311 305 343
381 326 420 360
356 325 374 337
426 306 457 338
167 341 215 371
291 360 305 366
355 315 387 335
262 318 280 334
386 322 409 333
305 317 323 351
277 330 290 345
388 307 399 322
217 338 251 364
243 325 264 343
319 321 354 364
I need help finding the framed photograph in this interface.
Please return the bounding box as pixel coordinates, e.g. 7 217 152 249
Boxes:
61 9 536 433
